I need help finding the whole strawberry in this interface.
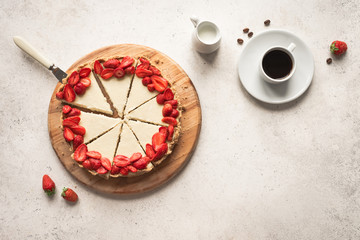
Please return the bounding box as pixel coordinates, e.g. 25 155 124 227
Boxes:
330 40 347 55
61 187 78 202
42 174 56 196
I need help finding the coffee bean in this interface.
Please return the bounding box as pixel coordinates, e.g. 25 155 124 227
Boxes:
264 19 271 26
243 28 249 33
248 32 253 38
326 58 332 64
237 38 244 44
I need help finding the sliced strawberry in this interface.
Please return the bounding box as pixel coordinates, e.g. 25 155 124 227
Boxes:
170 109 179 118
56 91 64 99
101 68 114 79
147 84 155 92
63 127 74 142
159 126 169 139
73 135 83 151
151 75 168 92
113 155 131 167
79 68 91 78
136 63 149 69
124 66 135 74
80 77 91 87
130 152 142 162
100 157 111 171
96 166 108 174
168 125 174 141
86 151 101 159
63 84 76 102
156 94 166 104
74 82 87 95
74 144 87 162
164 88 174 101
89 158 101 170
127 165 138 173
70 125 86 136
67 108 81 117
164 100 178 109
135 68 153 78
149 65 161 75
142 77 152 86
162 117 177 126
162 103 173 117
94 60 103 74
119 56 134 69
62 105 72 114
120 167 129 175
139 58 150 68
82 159 92 170
103 59 120 69
152 132 167 151
133 157 150 170
62 119 77 128
153 143 168 161
68 71 80 87
146 144 155 159
113 67 125 78
110 165 121 175
64 115 80 124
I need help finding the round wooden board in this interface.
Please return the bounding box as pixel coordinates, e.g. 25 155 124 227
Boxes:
48 44 201 195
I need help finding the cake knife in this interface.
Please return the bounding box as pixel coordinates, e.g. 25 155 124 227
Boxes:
13 36 67 82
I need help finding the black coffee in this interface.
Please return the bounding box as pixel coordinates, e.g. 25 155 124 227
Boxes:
262 50 292 79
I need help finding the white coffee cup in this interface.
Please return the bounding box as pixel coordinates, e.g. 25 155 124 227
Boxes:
190 16 221 54
260 43 296 84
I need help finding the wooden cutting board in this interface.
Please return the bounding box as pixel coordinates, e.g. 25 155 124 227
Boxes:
48 44 201 195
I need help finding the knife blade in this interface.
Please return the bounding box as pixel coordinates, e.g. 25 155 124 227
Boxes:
13 36 67 83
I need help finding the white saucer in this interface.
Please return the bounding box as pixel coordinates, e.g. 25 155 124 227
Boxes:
238 29 314 104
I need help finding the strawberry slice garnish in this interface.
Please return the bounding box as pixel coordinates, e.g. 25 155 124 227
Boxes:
159 126 169 139
119 56 134 69
162 103 173 117
82 159 92 170
130 152 142 162
162 117 177 126
74 144 87 162
63 118 80 128
146 144 155 159
156 94 166 104
63 127 74 142
164 88 174 101
124 66 135 74
86 151 101 159
139 58 150 69
64 116 80 124
79 68 91 78
68 71 80 86
151 75 168 92
74 82 87 95
147 84 155 92
152 132 167 152
142 77 152 86
127 165 138 173
63 84 76 102
62 105 72 114
110 165 121 175
89 158 101 170
101 68 114 79
73 135 83 151
113 155 131 167
96 166 108 174
70 125 86 136
133 157 150 170
94 60 103 74
67 108 81 117
103 59 120 69
80 77 91 87
120 167 129 175
113 67 125 78
164 100 178 109
56 91 64 99
100 157 111 171
170 109 179 118
135 68 153 78
153 143 168 161
149 66 161 75
167 125 174 141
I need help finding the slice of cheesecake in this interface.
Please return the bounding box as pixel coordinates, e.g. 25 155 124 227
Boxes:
127 97 166 126
63 67 112 115
79 111 121 144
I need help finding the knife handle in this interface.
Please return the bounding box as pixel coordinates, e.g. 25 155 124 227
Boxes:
13 36 53 69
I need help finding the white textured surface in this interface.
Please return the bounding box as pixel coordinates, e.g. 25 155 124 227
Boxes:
1 0 360 239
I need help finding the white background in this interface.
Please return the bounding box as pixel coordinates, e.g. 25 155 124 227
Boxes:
1 0 360 239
